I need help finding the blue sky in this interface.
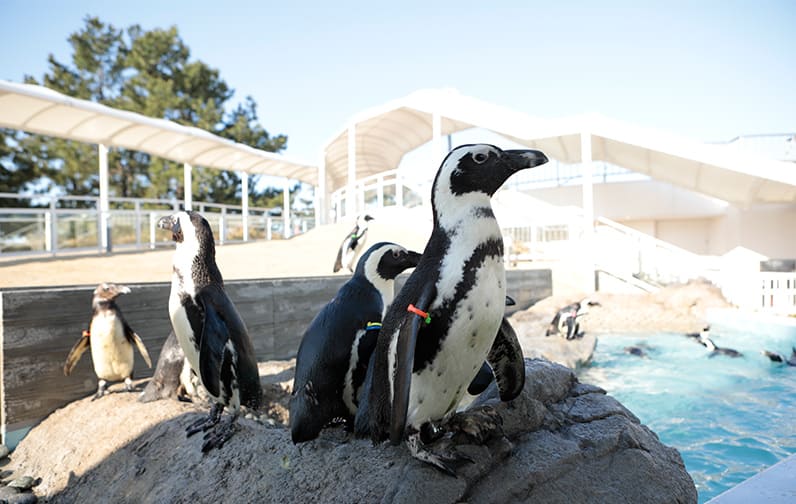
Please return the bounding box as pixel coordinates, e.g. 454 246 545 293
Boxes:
2 0 795 164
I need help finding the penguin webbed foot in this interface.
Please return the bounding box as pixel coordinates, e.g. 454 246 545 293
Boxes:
201 414 240 453
92 380 108 401
405 430 474 477
186 403 223 437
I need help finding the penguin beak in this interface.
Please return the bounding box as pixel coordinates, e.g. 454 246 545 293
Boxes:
406 250 422 267
118 285 131 295
504 149 549 171
158 214 183 242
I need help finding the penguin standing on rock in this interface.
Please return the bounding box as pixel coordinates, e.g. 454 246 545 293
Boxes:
354 144 548 474
64 282 152 399
290 242 421 443
158 211 262 452
545 298 599 340
333 214 374 273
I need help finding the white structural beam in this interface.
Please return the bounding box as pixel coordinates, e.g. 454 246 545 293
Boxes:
581 131 594 234
98 143 110 253
347 124 356 218
316 159 327 226
283 177 291 239
184 163 193 211
241 171 249 241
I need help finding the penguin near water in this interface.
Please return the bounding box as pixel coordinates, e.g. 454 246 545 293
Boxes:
158 211 262 452
545 298 599 340
64 282 152 399
333 214 374 273
761 347 796 366
290 242 421 443
699 336 743 358
354 144 548 474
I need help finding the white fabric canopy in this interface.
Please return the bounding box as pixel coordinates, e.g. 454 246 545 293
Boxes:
0 80 318 185
323 89 796 206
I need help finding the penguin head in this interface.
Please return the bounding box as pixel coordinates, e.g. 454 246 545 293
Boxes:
158 211 216 256
356 242 421 281
357 214 375 228
92 282 131 307
431 144 548 215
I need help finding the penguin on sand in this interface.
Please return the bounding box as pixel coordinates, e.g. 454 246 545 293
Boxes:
64 282 152 399
139 330 195 403
158 211 262 452
354 144 548 474
290 242 421 443
333 214 374 273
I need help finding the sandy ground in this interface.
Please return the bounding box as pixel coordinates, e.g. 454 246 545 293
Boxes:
0 213 434 289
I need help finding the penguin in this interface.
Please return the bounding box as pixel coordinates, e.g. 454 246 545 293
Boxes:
64 282 152 399
139 330 195 403
761 347 796 366
333 214 374 273
699 336 743 358
158 211 263 452
354 144 548 474
685 325 711 342
545 298 599 340
290 242 421 443
624 346 648 358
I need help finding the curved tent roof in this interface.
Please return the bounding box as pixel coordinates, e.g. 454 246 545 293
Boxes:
0 80 318 185
323 89 796 206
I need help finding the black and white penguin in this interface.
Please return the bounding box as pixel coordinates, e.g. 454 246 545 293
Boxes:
354 144 548 473
64 282 152 399
545 298 599 340
761 347 796 366
699 336 743 358
290 242 421 443
139 330 195 403
624 346 648 358
333 214 374 273
158 211 262 452
685 325 711 342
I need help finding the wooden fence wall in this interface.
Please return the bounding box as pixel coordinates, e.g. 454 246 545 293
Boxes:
0 269 551 442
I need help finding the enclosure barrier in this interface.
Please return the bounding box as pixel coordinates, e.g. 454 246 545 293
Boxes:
0 268 552 445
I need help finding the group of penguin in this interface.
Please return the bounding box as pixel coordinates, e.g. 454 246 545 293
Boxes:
62 143 550 474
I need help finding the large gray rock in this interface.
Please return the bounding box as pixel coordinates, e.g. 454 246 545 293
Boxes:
8 358 695 503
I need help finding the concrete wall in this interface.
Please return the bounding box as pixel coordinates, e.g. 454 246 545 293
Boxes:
0 269 552 441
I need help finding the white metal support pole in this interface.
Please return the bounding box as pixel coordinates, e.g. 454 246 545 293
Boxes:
98 143 111 253
240 171 249 241
347 124 357 218
183 163 193 211
283 177 292 239
316 160 327 226
581 130 596 291
427 112 442 209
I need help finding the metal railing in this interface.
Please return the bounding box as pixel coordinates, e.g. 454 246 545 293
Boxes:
330 169 426 221
0 193 314 257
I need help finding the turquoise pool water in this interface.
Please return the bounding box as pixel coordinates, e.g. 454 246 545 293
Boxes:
577 325 796 503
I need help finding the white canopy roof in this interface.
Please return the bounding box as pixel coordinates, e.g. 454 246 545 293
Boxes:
0 80 318 185
323 88 796 206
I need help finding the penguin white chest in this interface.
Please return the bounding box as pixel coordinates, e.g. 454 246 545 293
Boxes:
89 312 134 381
168 287 201 378
406 252 506 428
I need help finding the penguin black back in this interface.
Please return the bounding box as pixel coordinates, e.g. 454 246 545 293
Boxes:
291 242 420 443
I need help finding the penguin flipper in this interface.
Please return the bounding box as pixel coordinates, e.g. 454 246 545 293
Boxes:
333 242 344 272
487 317 526 402
64 334 90 376
389 284 435 446
196 287 235 399
124 322 153 368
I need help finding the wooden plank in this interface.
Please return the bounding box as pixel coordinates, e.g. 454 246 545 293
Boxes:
0 269 551 436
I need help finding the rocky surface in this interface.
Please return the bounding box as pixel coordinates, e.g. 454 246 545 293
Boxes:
8 359 696 503
508 280 733 369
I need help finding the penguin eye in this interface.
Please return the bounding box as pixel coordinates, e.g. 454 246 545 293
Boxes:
473 152 488 164
392 251 401 259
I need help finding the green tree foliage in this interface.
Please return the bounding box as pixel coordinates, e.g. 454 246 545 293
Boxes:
11 16 288 207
